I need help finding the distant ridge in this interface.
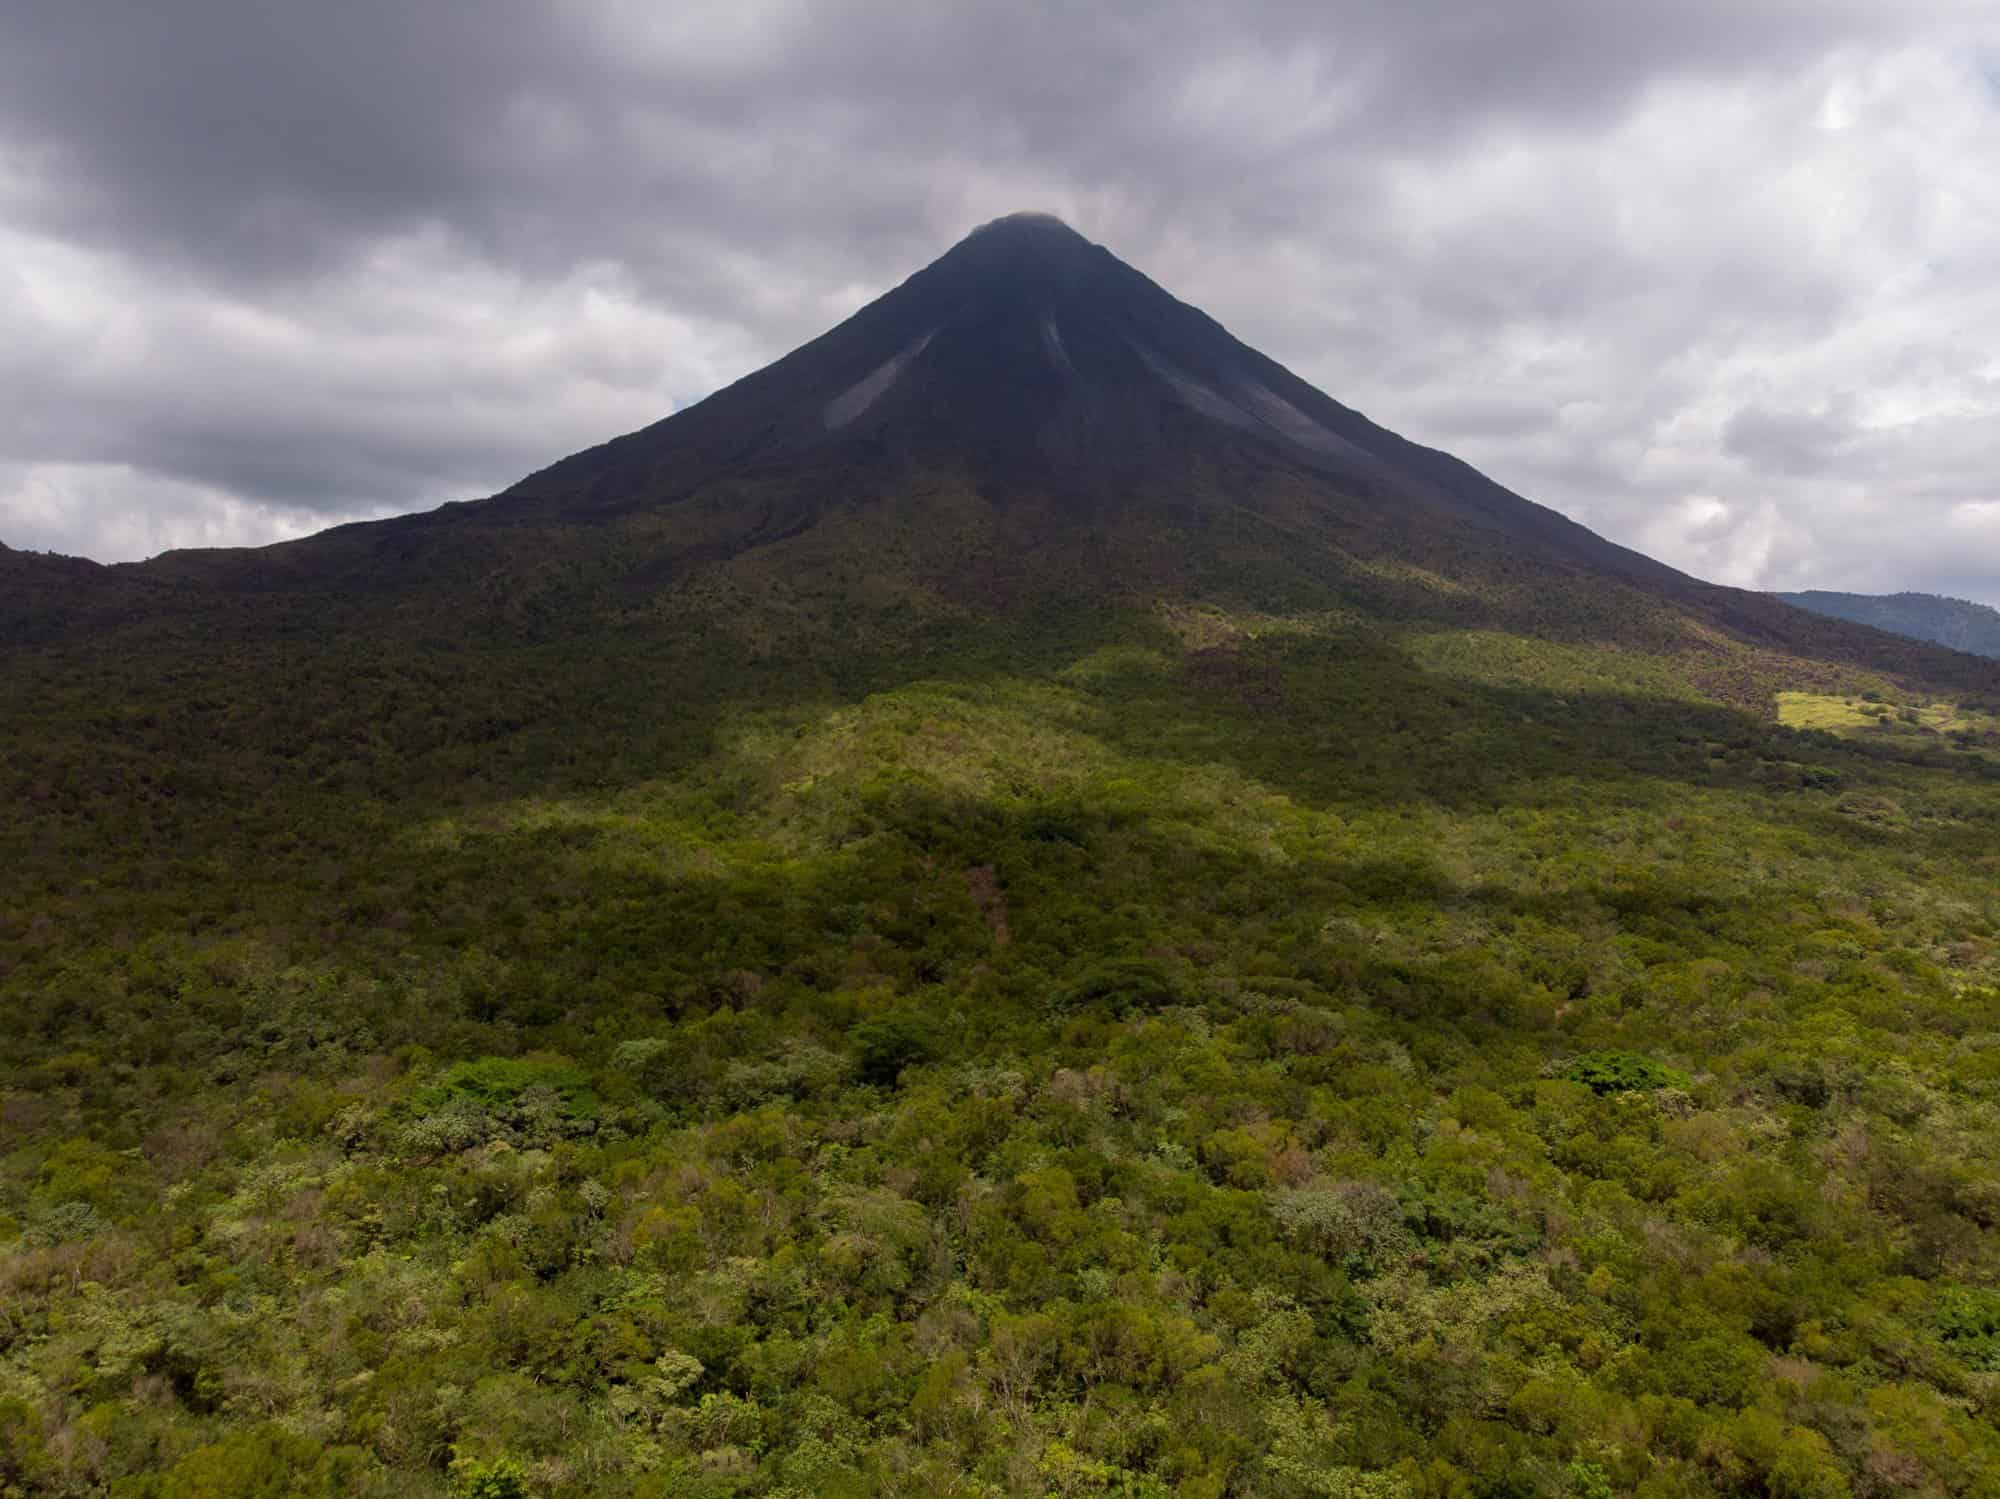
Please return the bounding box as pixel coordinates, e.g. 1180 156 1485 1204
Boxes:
1778 589 2000 660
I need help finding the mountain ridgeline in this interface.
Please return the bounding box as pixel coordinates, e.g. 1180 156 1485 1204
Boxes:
1780 589 2000 660
7 217 2000 1498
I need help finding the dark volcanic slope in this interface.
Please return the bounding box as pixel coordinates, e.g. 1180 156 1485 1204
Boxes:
497 213 1672 581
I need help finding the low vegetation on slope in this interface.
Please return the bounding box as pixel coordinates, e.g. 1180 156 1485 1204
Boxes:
1778 690 2000 753
6 566 2000 1499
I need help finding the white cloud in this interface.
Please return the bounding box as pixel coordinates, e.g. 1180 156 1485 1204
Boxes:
0 220 763 558
1243 36 2000 601
0 461 372 560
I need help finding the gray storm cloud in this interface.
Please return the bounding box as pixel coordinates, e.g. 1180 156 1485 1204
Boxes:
1 0 1996 599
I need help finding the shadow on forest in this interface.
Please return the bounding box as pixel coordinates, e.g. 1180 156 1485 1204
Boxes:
5 594 1998 1068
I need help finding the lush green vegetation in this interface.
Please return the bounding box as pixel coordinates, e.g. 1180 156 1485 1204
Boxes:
9 520 2000 1498
1777 691 2000 757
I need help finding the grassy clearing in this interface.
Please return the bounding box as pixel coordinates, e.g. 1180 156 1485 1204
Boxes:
1780 689 2000 750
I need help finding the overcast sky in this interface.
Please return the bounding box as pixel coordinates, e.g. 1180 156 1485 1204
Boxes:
3 2 1998 599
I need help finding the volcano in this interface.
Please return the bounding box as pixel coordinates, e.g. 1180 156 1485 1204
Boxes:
70 211 1993 700
496 211 1669 580
14 215 2000 1499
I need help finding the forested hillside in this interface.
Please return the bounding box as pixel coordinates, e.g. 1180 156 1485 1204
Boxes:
1780 592 2000 661
7 217 2000 1498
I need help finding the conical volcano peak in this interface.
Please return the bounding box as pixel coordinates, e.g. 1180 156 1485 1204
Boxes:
499 209 1678 590
962 210 1089 246
507 207 1399 504
934 211 1104 287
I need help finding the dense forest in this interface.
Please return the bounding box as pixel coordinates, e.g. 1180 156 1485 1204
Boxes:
10 212 2000 1498
8 549 2000 1497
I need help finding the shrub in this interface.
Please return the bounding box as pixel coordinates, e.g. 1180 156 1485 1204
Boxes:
111 1426 372 1497
1936 1286 2000 1370
851 1011 939 1086
1055 957 1185 1015
427 1054 597 1114
1560 1051 1685 1095
452 1453 530 1499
